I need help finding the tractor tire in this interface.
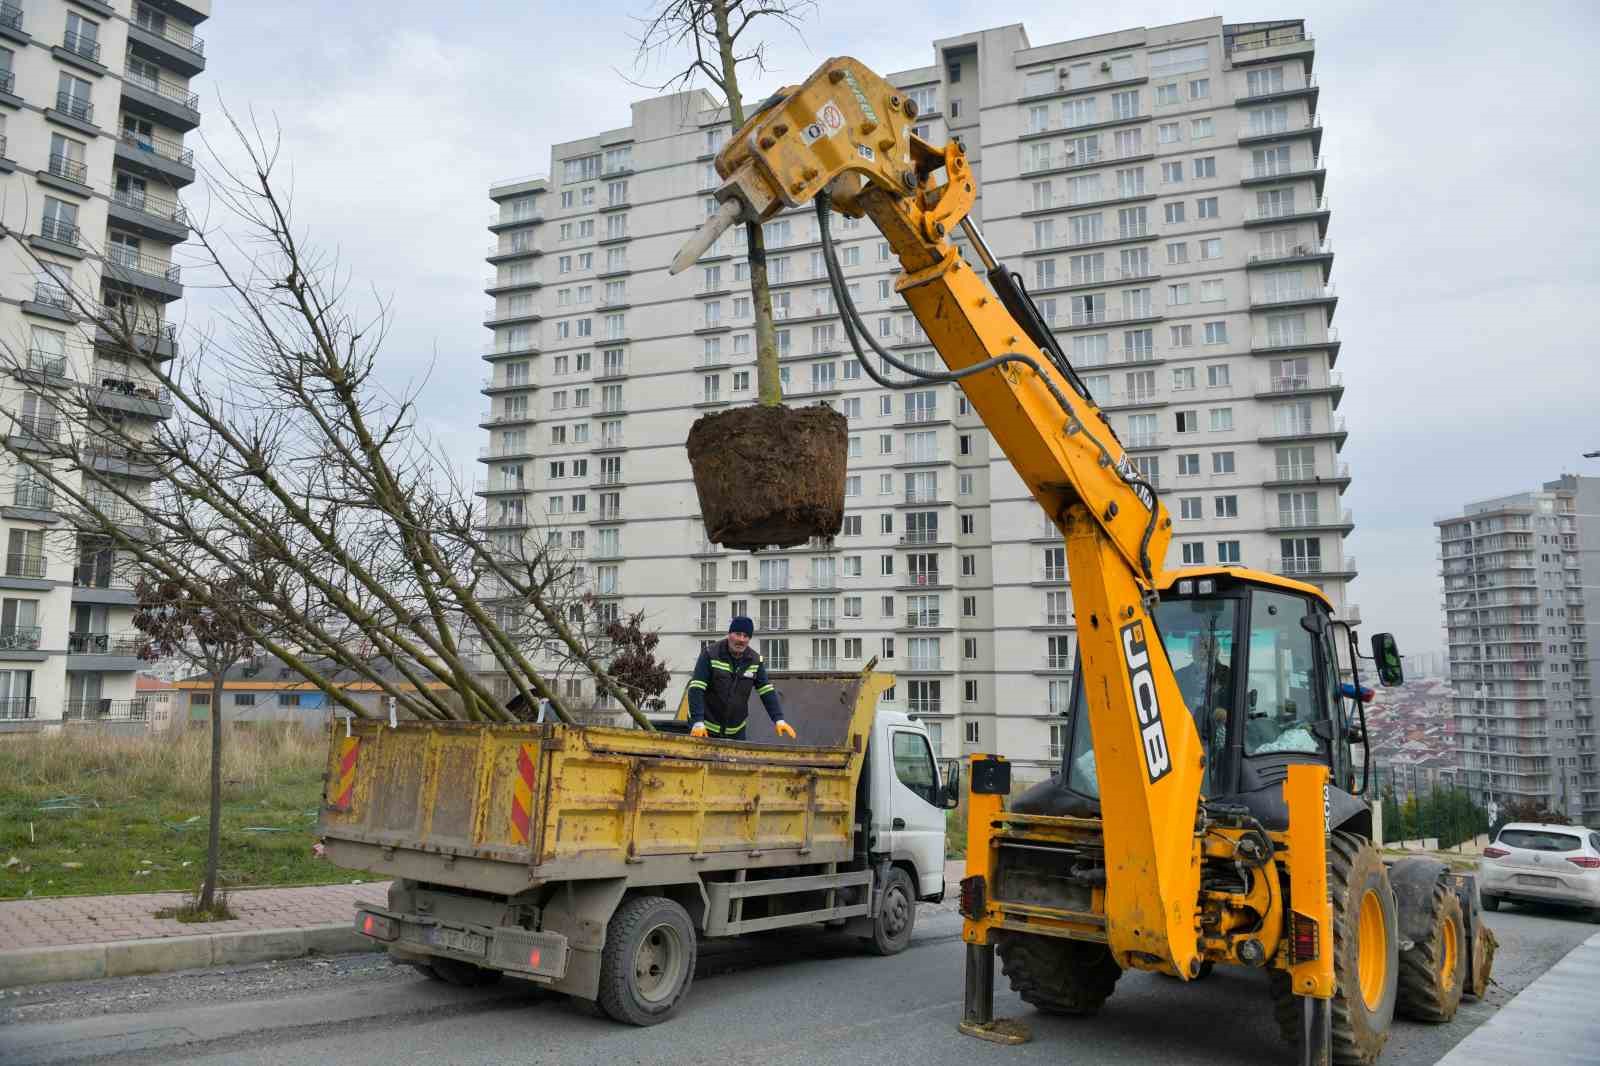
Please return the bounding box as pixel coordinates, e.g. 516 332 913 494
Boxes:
996 932 1122 1016
428 956 503 987
597 895 697 1026
859 867 916 957
1397 880 1466 1023
1271 832 1398 1066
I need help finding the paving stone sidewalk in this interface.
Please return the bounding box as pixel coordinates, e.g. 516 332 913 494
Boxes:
0 881 392 950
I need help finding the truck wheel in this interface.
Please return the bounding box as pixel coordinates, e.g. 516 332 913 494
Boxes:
861 867 916 956
597 895 697 1026
1271 832 1397 1066
428 956 503 987
1397 880 1465 1023
1479 893 1500 912
996 932 1122 1016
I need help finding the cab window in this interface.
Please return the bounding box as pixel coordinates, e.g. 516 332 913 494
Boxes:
1245 589 1323 754
892 730 939 805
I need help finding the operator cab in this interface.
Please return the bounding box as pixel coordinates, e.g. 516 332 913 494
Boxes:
1019 567 1383 835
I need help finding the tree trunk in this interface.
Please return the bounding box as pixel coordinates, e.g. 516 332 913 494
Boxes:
201 673 224 909
710 0 782 406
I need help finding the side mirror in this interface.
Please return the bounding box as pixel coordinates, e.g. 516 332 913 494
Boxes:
939 758 962 810
1371 632 1404 686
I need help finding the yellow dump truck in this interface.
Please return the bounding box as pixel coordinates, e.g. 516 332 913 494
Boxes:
319 670 955 1024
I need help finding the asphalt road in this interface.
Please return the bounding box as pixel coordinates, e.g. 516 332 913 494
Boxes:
1 901 1593 1066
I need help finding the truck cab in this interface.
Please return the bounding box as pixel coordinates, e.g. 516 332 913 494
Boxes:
863 706 950 901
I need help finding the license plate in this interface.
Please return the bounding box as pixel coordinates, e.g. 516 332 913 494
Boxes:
428 926 487 956
1517 874 1559 887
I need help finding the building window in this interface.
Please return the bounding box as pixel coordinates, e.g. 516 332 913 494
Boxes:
1181 542 1206 565
964 721 980 744
1214 495 1238 519
1217 540 1241 563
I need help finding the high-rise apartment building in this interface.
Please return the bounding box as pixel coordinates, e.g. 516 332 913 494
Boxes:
0 0 209 729
1438 475 1598 821
480 18 1352 781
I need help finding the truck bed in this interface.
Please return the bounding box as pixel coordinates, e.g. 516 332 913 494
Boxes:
318 672 889 895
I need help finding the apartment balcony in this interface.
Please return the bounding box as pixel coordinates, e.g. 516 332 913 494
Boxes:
0 4 24 49
483 303 542 327
486 240 541 263
39 151 92 201
1244 194 1331 236
85 442 161 480
1241 155 1327 196
1255 373 1344 411
757 617 792 633
477 441 537 462
474 478 528 496
62 697 149 721
105 247 184 301
899 572 945 590
1035 264 1162 291
8 483 54 516
108 187 189 242
83 369 173 418
1266 508 1354 534
17 349 69 390
478 408 535 428
1123 432 1163 450
898 532 948 547
756 578 791 592
487 209 545 234
37 215 81 251
0 697 37 721
116 131 195 186
902 611 943 629
67 630 143 656
1236 72 1318 107
1251 283 1338 321
1237 114 1323 152
9 414 59 450
1017 143 1156 178
807 617 839 633
1257 416 1347 448
1246 237 1333 275
1251 326 1340 363
1269 555 1357 580
0 625 42 651
484 273 543 297
480 374 534 394
1043 655 1073 671
55 30 105 76
482 511 533 530
902 489 942 505
905 658 943 672
126 14 205 77
908 699 942 716
1041 567 1068 583
1053 306 1161 332
591 507 623 523
121 69 201 132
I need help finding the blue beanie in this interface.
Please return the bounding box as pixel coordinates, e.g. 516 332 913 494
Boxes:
728 615 754 637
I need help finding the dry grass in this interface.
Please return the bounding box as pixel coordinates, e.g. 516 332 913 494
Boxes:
0 725 324 808
1 724 347 898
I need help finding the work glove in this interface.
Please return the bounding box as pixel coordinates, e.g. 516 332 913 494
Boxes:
690 722 708 738
774 720 796 739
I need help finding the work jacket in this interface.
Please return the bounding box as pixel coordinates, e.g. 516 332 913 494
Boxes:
687 638 782 737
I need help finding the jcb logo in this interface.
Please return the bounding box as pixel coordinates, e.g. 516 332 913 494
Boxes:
1121 620 1172 783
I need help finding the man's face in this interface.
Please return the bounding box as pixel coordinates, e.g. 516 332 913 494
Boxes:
727 631 750 654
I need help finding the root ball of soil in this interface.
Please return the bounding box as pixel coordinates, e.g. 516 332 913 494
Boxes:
687 404 848 550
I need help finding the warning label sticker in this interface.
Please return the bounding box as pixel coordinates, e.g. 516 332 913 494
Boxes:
856 143 876 162
801 101 847 145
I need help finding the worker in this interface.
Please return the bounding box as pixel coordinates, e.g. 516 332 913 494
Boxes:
687 616 796 741
1175 628 1232 769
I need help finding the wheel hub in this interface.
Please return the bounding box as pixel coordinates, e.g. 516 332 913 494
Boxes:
634 922 685 1004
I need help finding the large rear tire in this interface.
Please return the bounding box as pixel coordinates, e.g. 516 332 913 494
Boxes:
996 933 1122 1016
1272 832 1398 1066
597 895 697 1026
1397 880 1465 1023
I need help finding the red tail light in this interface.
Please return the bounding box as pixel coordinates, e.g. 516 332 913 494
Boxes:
1290 912 1319 964
355 910 396 941
959 875 986 920
1565 856 1600 869
1481 846 1510 858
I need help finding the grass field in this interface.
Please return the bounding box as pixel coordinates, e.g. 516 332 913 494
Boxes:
0 725 361 899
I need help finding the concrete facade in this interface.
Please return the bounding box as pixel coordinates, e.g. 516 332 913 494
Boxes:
0 0 209 731
479 18 1352 781
1437 475 1597 821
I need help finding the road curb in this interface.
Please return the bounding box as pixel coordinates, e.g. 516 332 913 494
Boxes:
0 923 371 990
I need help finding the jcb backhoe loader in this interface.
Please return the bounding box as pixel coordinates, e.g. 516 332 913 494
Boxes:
674 55 1493 1066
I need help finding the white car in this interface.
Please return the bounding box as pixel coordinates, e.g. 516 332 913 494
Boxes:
1478 822 1600 918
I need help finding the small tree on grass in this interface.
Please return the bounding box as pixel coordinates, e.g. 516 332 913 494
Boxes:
133 575 254 916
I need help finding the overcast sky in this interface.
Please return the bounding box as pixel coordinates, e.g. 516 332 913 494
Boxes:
181 1 1600 657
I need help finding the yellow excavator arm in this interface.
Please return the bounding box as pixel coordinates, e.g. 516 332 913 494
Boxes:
675 56 1212 978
